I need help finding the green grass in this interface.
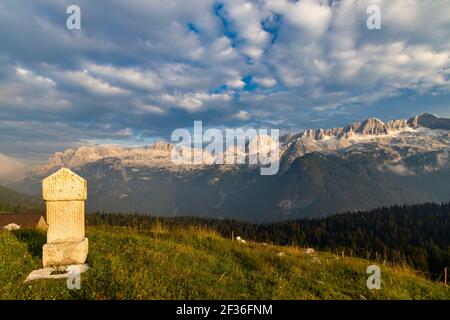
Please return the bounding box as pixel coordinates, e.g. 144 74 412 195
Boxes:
0 225 449 300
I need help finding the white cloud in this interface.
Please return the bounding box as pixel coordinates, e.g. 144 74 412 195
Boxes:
0 153 26 182
253 76 277 87
85 63 161 91
231 110 251 121
424 151 449 172
60 70 128 96
159 92 232 112
0 65 70 110
133 101 167 115
16 67 55 87
210 37 239 61
223 0 271 60
226 78 246 89
437 152 449 167
379 162 416 176
268 0 332 39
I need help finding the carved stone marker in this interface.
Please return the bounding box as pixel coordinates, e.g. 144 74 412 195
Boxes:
42 168 88 267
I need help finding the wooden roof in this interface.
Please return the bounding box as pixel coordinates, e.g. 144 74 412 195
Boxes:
0 212 43 228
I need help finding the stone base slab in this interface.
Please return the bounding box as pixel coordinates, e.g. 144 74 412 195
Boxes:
25 264 89 282
43 238 88 267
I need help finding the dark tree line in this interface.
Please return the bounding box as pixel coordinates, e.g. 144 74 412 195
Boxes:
87 202 450 276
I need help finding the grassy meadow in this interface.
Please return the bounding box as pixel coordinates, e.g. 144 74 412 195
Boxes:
0 224 449 300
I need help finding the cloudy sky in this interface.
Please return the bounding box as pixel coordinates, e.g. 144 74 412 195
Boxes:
0 0 449 171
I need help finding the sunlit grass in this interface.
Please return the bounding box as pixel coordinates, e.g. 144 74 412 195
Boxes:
0 225 448 300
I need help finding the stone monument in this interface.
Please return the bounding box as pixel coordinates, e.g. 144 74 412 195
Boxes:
41 168 88 267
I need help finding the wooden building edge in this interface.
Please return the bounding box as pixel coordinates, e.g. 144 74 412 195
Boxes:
0 212 47 231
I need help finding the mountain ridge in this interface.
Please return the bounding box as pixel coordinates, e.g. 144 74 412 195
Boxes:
27 113 450 175
9 113 450 221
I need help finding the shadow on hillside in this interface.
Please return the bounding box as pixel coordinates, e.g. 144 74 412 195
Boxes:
12 229 46 259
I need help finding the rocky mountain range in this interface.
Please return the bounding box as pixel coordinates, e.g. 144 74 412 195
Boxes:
10 113 450 221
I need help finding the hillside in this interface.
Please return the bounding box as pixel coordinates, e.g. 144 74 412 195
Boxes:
87 202 450 276
0 185 42 213
1 225 448 299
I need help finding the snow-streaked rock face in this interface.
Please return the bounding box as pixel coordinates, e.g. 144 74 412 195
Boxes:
387 119 409 131
36 143 177 175
33 114 450 176
280 114 450 170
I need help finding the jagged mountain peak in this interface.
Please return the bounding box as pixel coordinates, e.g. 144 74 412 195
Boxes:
292 113 450 144
408 113 450 130
354 118 389 135
148 140 172 151
386 119 409 131
293 116 392 143
419 113 440 120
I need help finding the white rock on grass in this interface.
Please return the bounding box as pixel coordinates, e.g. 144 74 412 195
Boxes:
3 223 21 231
236 236 247 244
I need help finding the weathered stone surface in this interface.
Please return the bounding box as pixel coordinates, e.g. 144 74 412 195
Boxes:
46 201 85 243
43 238 88 267
42 168 87 201
41 168 89 267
